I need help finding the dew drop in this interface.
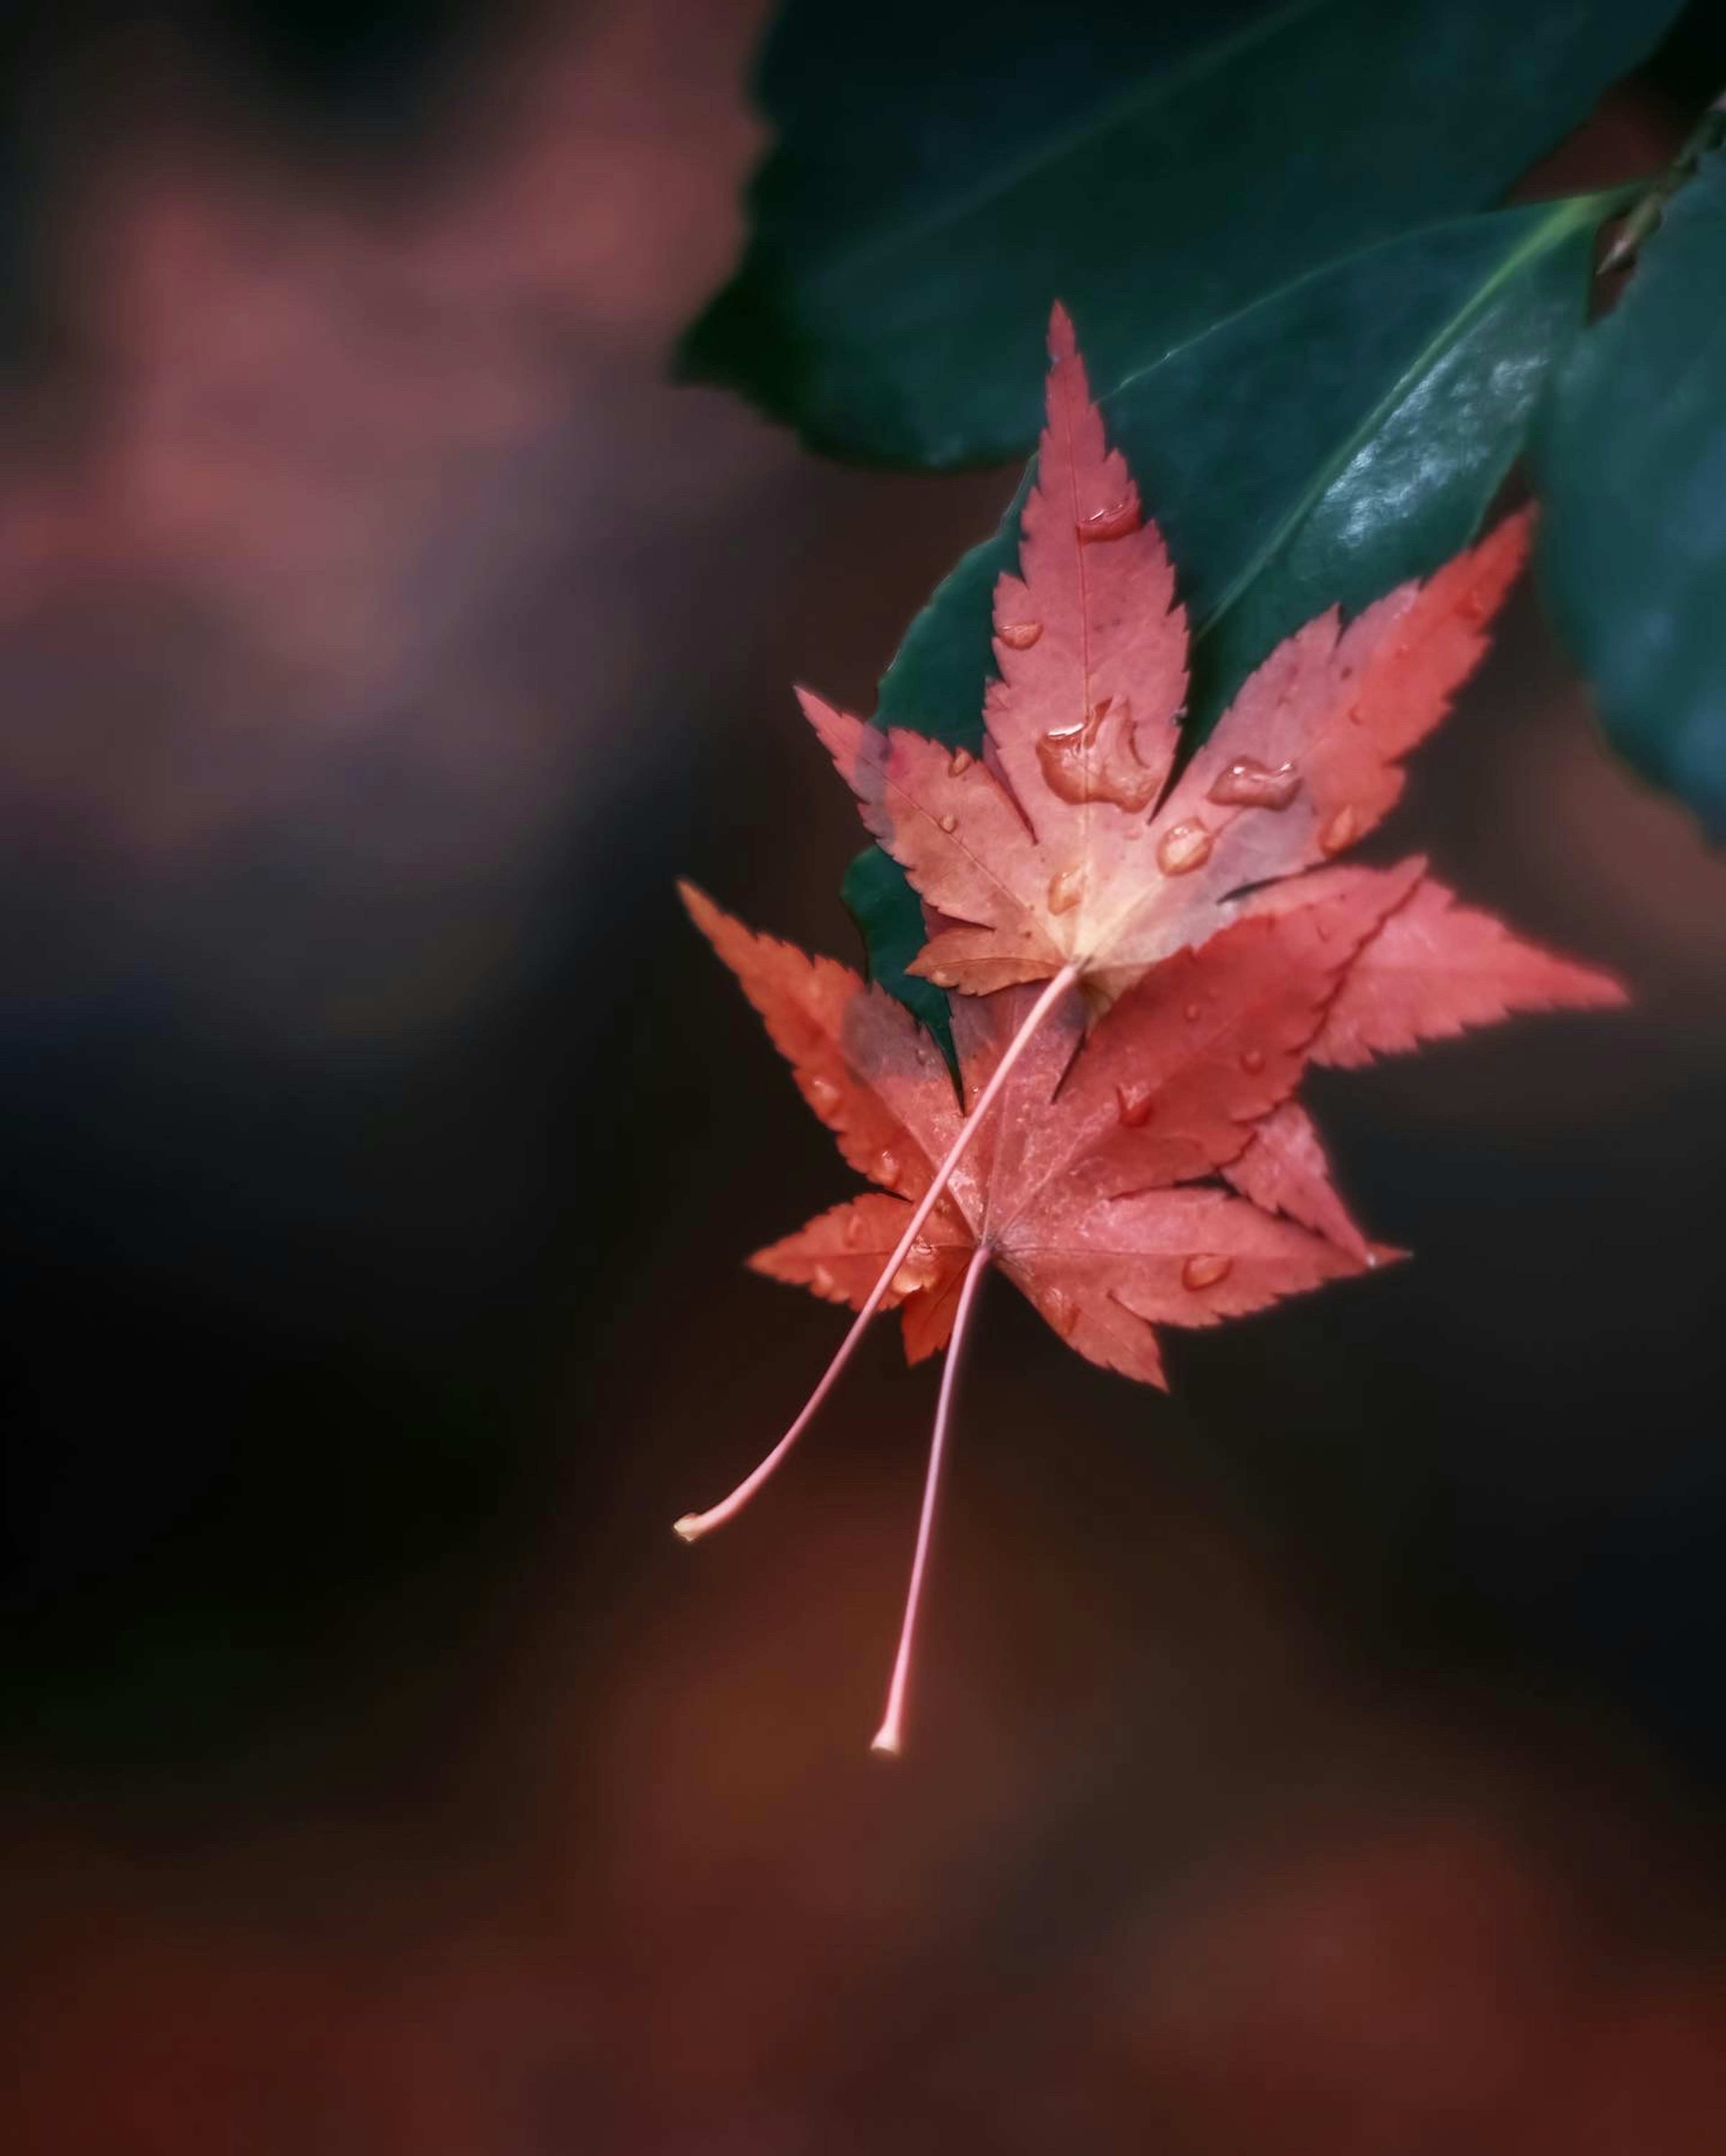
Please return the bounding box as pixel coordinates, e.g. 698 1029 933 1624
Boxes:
1183 1001 1202 1024
811 1263 838 1296
1115 1085 1155 1129
1182 1254 1233 1292
1157 820 1214 876
1035 700 1160 811
948 746 974 777
1078 497 1141 545
998 619 1044 650
1207 757 1301 812
1460 587 1490 623
1318 805 1359 856
808 1075 841 1113
1240 1046 1267 1075
930 967 956 990
842 1211 864 1249
1045 1287 1080 1339
1046 862 1085 916
891 1239 939 1296
876 1151 902 1190
937 811 958 834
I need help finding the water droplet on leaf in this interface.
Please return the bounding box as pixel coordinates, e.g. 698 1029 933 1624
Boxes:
1207 757 1301 812
1157 821 1213 875
1240 1047 1266 1075
948 747 973 776
811 1263 838 1296
1077 497 1141 544
1036 703 1160 812
1115 1085 1154 1129
998 620 1044 650
876 1151 902 1189
937 812 958 834
1046 862 1085 915
1181 1254 1233 1291
1318 805 1358 855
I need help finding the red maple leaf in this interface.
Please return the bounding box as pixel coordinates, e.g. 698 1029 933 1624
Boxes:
681 871 1411 1748
677 308 1624 1751
799 307 1533 1009
1223 870 1625 1258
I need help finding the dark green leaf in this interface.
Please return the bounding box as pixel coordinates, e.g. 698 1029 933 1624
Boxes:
841 845 953 1060
1535 148 1726 835
682 0 1679 466
855 196 1612 1008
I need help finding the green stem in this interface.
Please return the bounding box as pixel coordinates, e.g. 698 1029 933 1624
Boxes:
1600 89 1726 276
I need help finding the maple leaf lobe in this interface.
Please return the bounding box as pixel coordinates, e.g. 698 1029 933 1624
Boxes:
801 311 1542 1018
690 890 1382 1391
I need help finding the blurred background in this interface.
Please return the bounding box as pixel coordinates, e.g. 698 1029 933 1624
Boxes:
4 3 1726 2149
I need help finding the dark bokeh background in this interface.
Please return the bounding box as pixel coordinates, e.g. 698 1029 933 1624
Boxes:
5 4 1726 2150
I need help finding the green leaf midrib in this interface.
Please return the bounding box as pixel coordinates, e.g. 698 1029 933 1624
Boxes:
1189 189 1621 651
802 0 1337 293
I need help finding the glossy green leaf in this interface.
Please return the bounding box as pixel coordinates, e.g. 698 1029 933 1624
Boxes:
682 0 1680 467
1535 149 1726 835
851 196 1613 1011
841 842 953 1054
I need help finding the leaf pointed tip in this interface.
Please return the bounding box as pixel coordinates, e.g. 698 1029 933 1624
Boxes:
677 878 722 937
1046 299 1077 360
795 683 854 748
1568 961 1632 1010
1499 500 1538 546
1467 505 1536 602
